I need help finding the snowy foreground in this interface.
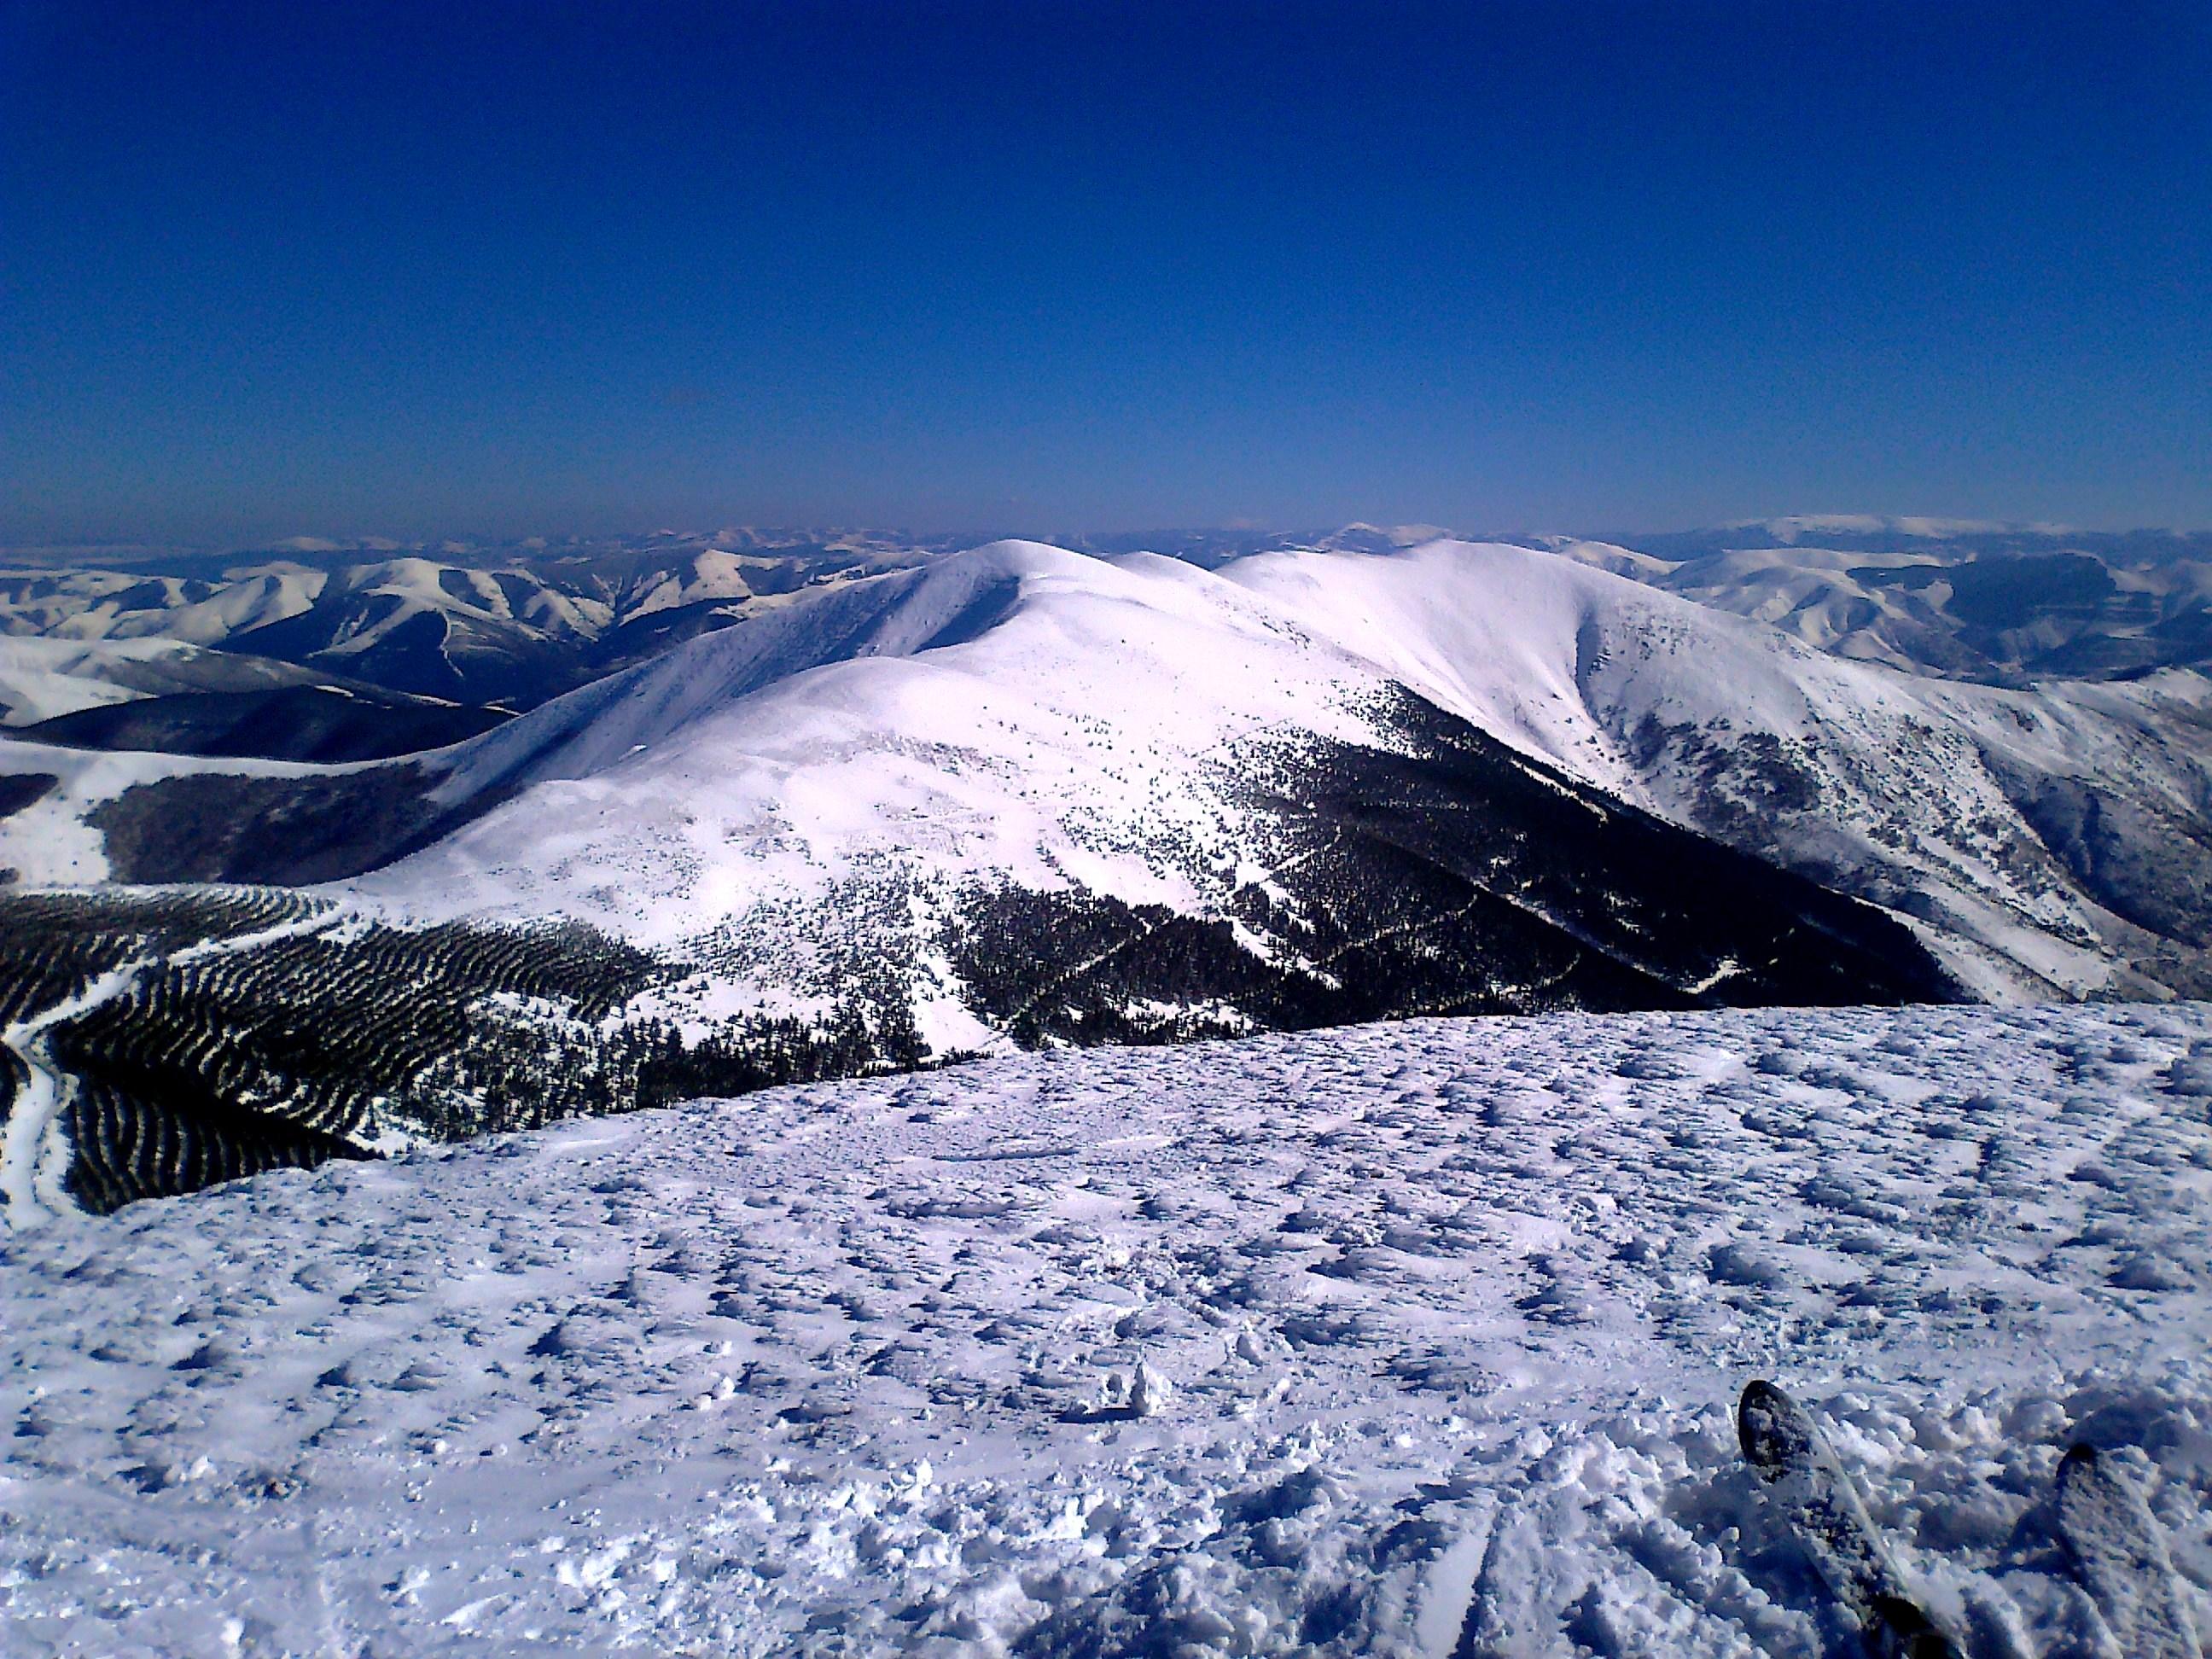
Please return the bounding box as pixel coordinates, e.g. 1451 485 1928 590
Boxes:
6 1003 2212 1657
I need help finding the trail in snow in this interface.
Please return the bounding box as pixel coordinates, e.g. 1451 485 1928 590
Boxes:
0 907 343 1228
4 1000 2211 1656
0 961 145 1224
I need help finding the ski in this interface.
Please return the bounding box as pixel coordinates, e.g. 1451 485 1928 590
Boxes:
2055 1443 2201 1659
1737 1380 1962 1659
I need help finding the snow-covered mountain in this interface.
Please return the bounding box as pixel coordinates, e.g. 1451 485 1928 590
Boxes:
0 538 2206 1217
0 534 947 718
40 537 2187 998
1552 519 2212 684
0 633 504 762
6 999 2209 1654
0 634 325 727
6 520 2208 743
1220 543 2212 999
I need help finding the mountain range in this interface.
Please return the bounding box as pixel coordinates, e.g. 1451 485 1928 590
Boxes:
5 519 2208 735
0 533 958 729
0 522 2206 1219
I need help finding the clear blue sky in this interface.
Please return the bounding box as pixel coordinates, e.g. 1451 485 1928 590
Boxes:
3 1 2208 544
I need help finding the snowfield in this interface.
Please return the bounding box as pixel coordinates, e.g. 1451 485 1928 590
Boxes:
5 1000 2211 1656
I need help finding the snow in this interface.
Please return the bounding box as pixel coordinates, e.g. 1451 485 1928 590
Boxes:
1219 542 1638 799
2055 1444 2202 1657
1221 543 2212 997
0 544 866 678
89 569 327 647
0 638 182 727
0 636 276 727
5 998 2210 1656
0 962 144 1215
0 903 346 1225
620 550 760 620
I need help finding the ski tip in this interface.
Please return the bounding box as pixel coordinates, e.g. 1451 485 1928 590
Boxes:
2060 1441 2100 1476
1738 1377 1792 1418
1736 1378 1794 1468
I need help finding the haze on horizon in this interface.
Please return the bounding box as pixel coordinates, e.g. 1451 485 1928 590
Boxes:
3 0 2208 545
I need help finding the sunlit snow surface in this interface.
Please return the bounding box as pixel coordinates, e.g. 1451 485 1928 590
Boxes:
6 1001 2212 1656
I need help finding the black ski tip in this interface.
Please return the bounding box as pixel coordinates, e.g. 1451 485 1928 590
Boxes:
2060 1441 2100 1477
1737 1378 1794 1471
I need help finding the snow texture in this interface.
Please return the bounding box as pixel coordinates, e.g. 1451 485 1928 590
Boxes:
5 999 2211 1656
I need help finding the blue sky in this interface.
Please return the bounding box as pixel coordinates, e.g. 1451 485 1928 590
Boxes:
3 1 2207 543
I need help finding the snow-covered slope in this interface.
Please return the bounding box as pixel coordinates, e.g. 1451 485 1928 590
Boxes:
1219 543 2212 998
326 539 1982 1013
0 541 1969 1220
4 1000 2209 1656
0 635 324 727
355 540 1392 940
